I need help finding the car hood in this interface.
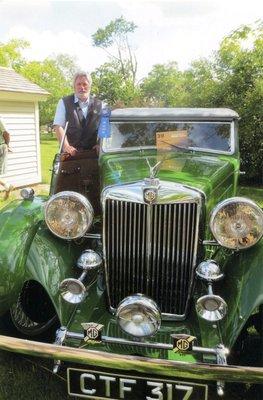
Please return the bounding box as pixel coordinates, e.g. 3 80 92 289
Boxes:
101 152 238 207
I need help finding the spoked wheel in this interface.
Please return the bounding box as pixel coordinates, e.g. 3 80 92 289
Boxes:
7 280 58 338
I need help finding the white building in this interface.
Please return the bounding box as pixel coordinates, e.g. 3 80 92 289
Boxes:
0 67 49 187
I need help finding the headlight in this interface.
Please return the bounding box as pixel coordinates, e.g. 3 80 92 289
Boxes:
210 197 263 250
116 294 161 338
45 191 93 239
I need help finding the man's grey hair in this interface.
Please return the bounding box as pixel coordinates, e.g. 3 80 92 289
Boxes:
73 71 92 86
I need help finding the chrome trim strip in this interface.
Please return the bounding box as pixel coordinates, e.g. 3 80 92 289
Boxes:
146 203 152 295
203 240 219 246
102 181 202 206
0 335 261 383
65 330 223 355
84 233 102 239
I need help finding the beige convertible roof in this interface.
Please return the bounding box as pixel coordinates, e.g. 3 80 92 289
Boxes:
111 108 239 121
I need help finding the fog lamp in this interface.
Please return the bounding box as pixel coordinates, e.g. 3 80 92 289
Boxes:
196 294 227 321
116 294 161 338
77 250 102 270
196 260 224 282
59 278 86 304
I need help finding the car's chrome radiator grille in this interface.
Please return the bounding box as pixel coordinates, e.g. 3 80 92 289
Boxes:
104 199 200 317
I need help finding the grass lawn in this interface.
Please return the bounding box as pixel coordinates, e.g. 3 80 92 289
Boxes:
0 134 57 209
40 134 59 184
0 352 72 400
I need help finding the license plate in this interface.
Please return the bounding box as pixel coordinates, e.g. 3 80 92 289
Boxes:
67 368 208 400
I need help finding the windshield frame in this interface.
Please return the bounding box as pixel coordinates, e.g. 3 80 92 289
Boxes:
101 120 236 155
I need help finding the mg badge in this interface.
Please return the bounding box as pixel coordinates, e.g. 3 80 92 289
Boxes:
171 334 196 353
144 189 157 203
82 323 104 343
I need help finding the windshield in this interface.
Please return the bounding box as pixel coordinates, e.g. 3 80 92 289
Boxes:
102 121 233 153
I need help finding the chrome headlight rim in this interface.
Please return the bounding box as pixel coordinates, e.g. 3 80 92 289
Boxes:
210 196 263 250
116 293 161 338
45 191 94 240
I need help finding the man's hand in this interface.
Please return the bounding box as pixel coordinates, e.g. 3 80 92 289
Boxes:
63 142 77 156
92 144 100 155
3 131 10 145
54 125 77 156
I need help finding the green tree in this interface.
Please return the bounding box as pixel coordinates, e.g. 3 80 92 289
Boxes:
0 38 79 125
92 16 138 85
92 61 141 107
141 21 262 181
19 54 79 124
211 21 263 182
0 38 29 68
183 59 218 107
140 62 189 106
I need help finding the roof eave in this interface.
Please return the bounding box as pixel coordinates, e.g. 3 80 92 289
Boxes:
0 90 50 101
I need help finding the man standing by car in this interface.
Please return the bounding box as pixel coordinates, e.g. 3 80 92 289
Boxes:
53 71 103 156
0 116 10 175
0 116 13 199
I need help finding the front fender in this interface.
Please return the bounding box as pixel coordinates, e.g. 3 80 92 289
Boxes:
0 197 45 315
219 240 263 347
23 225 82 324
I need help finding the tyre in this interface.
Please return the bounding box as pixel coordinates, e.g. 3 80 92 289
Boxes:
4 280 59 338
227 307 263 399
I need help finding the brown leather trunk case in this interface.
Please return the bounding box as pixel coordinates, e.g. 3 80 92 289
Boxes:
52 150 101 215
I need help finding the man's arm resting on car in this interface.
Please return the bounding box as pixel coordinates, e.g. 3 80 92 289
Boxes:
54 125 77 156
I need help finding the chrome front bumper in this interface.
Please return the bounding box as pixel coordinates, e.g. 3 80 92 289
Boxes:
0 334 262 384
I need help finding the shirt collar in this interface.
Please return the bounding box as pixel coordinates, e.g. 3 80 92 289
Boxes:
74 94 90 104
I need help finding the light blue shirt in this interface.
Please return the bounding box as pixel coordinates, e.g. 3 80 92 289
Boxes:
53 95 90 128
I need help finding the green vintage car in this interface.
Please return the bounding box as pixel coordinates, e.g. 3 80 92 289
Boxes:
0 108 262 399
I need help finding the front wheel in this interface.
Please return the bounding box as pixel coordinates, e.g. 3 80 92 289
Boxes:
4 280 59 338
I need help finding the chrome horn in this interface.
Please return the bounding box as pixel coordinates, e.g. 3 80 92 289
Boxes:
60 250 102 304
195 260 227 321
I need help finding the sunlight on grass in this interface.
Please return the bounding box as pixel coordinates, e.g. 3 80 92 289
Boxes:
40 134 58 184
0 351 70 400
0 135 56 209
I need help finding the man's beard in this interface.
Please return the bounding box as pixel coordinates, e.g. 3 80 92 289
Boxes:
77 91 90 101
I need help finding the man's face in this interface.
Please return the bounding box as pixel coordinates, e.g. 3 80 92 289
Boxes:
74 76 90 101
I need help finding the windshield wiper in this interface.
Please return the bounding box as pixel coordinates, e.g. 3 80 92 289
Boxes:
159 140 194 153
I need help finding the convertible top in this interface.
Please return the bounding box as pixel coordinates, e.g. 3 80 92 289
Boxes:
110 108 239 122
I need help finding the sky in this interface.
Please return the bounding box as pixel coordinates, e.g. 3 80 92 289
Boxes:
0 0 262 79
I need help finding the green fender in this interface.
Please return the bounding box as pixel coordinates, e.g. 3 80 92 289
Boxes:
23 225 83 325
219 240 263 347
0 198 45 315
